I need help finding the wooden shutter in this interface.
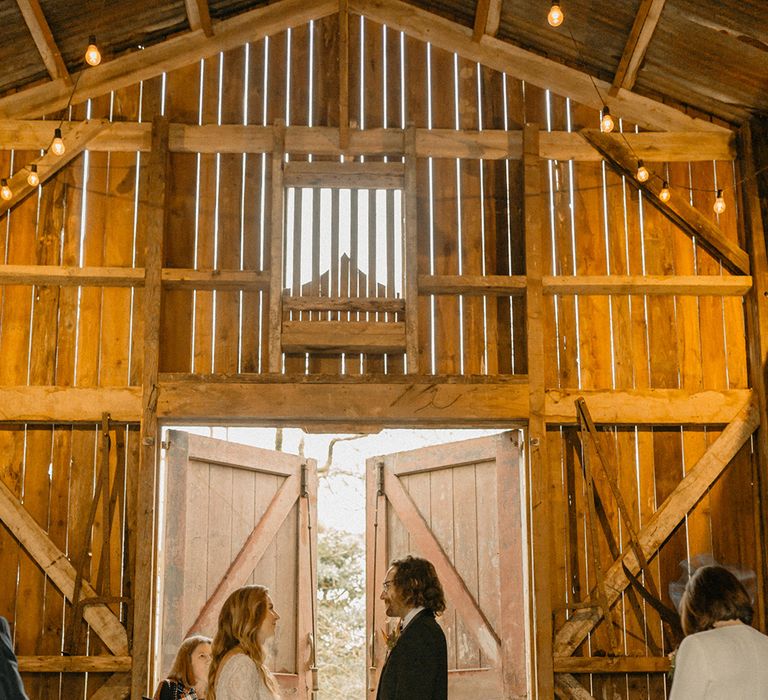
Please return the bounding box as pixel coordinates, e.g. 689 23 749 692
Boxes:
160 430 317 698
365 431 528 699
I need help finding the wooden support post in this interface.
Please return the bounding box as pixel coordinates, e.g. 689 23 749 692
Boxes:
268 122 286 373
739 119 768 628
131 116 169 700
404 124 419 373
339 0 350 151
523 123 554 698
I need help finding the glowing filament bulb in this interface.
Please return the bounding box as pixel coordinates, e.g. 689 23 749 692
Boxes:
636 160 649 183
713 189 726 215
85 36 101 66
548 2 564 27
51 128 65 156
659 181 671 203
27 164 39 187
1 179 12 201
600 107 615 133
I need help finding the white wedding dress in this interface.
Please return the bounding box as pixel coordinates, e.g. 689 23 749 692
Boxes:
214 653 279 700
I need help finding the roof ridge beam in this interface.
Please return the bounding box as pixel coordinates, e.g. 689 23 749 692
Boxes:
0 0 337 120
350 0 729 133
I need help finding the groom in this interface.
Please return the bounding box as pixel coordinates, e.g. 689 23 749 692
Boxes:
376 555 448 700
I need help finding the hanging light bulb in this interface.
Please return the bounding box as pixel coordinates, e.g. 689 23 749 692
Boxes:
51 128 65 156
548 1 564 27
713 189 726 215
600 106 615 134
85 35 101 66
636 160 649 183
0 179 12 201
659 181 671 203
27 164 40 187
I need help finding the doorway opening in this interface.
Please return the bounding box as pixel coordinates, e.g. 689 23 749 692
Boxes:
153 425 527 700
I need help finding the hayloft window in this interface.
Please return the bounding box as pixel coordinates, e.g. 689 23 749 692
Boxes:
278 161 409 360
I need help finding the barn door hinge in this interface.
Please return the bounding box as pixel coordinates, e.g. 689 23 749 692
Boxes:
376 461 385 496
301 462 308 497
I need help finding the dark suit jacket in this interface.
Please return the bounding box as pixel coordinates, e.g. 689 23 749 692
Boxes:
0 617 28 700
376 609 447 700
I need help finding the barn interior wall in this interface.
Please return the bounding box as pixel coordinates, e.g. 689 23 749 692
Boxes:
0 15 762 700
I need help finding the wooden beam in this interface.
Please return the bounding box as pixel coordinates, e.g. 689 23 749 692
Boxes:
349 0 729 134
543 274 751 296
268 123 285 373
523 123 554 698
0 121 736 161
156 375 530 425
473 0 491 41
90 673 131 700
0 480 129 655
612 0 666 91
0 120 107 216
184 473 300 637
283 161 404 189
18 656 132 673
132 117 169 700
0 386 140 422
15 0 71 83
0 0 337 120
339 0 350 150
419 274 526 296
184 0 213 37
554 656 669 674
553 395 759 656
281 320 406 353
545 388 751 425
162 269 268 290
384 465 501 664
404 125 419 373
580 129 749 274
282 295 405 313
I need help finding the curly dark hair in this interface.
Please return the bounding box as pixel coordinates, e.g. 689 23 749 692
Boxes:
391 555 446 615
680 565 753 636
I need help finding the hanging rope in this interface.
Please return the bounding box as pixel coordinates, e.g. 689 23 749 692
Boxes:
368 461 384 692
302 464 319 695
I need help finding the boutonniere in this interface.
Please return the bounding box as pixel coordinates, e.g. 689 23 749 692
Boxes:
381 624 400 651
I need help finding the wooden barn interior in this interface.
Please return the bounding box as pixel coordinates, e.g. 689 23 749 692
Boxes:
1 0 767 698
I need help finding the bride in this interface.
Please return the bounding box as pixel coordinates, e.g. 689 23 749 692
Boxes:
207 585 282 700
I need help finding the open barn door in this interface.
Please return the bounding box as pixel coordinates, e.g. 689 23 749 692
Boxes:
159 430 317 698
366 431 529 699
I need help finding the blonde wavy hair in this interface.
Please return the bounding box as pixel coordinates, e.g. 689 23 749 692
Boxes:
207 585 280 700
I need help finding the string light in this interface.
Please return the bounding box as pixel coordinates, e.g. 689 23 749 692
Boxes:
85 36 101 66
636 160 649 183
27 164 39 187
0 179 12 201
713 189 726 215
659 181 671 203
548 2 564 27
600 106 614 133
51 128 66 156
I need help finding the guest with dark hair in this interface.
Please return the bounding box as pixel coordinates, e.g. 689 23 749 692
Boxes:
670 564 768 698
153 635 212 700
0 616 28 700
376 555 447 700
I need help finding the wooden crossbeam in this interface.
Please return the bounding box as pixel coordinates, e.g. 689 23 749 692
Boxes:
350 0 729 134
553 395 759 657
0 386 140 422
18 656 132 673
184 0 213 36
472 0 501 41
15 0 71 84
0 121 736 160
543 274 751 296
612 0 666 91
554 656 669 673
580 129 749 274
0 120 107 216
281 320 406 354
383 464 501 664
0 480 129 655
0 0 337 120
184 473 300 636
